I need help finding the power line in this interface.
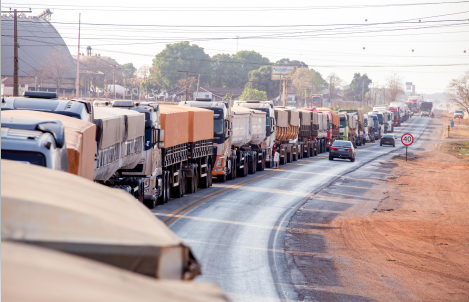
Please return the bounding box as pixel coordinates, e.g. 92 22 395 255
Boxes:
4 1 469 11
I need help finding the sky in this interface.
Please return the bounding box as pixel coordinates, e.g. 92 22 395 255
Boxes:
3 0 469 94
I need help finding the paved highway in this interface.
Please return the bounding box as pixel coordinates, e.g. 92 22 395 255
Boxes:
153 116 431 301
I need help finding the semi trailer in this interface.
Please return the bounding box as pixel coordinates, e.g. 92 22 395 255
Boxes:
233 100 276 168
301 108 328 155
274 107 300 165
315 107 340 150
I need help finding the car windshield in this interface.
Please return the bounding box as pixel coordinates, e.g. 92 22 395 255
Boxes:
332 141 352 148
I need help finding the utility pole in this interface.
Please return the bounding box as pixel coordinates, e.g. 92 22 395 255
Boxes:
196 74 200 99
177 70 191 101
282 78 287 107
2 8 32 96
76 13 81 97
112 64 116 99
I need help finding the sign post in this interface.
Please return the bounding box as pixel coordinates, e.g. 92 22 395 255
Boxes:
401 133 414 162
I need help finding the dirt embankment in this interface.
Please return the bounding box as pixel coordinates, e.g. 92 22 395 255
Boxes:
327 149 469 301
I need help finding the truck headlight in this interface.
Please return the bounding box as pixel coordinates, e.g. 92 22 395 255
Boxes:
215 157 223 168
144 178 150 188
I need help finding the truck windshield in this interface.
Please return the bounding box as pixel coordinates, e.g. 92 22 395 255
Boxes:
340 119 347 128
2 150 46 167
214 118 224 135
364 120 368 127
377 115 383 124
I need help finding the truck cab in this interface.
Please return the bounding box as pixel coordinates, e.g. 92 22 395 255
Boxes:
180 98 233 181
339 113 349 141
368 115 381 139
2 91 94 122
1 117 68 172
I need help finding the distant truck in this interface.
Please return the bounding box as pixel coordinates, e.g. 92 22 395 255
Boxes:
421 101 433 117
315 107 340 151
233 100 277 168
338 109 365 146
301 108 328 155
274 107 300 164
363 114 376 143
368 114 382 139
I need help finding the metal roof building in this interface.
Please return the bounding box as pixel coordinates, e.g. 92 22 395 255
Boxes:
1 14 76 94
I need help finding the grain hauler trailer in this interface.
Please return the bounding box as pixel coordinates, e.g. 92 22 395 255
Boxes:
297 109 317 158
230 106 267 177
301 108 328 155
274 107 299 164
2 159 202 281
233 100 276 168
164 105 214 192
373 107 394 133
316 107 340 151
363 114 376 143
93 106 146 202
180 98 235 183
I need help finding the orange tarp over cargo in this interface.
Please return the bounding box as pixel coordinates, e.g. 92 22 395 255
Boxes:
159 106 189 148
166 106 213 142
1 110 96 181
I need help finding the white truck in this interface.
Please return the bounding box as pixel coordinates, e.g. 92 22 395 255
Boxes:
233 100 276 168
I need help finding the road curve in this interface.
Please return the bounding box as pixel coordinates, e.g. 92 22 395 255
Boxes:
153 117 430 302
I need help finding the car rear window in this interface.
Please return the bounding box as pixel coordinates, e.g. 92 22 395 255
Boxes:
332 141 352 147
383 134 394 138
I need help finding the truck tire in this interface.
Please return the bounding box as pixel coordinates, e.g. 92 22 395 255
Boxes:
248 153 256 174
144 195 156 209
257 155 265 171
280 156 285 165
200 163 211 188
172 171 185 198
217 174 226 182
228 158 237 180
265 160 271 169
187 166 198 194
165 171 171 203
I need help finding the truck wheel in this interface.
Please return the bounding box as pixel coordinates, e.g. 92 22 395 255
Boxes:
228 158 236 180
280 157 285 165
265 160 271 169
257 155 265 171
244 160 249 176
144 195 156 209
165 171 171 202
172 171 185 198
217 174 226 182
249 154 256 174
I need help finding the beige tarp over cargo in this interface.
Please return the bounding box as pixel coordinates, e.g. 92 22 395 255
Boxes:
1 110 96 181
159 106 189 148
1 160 200 280
166 106 213 142
2 241 229 302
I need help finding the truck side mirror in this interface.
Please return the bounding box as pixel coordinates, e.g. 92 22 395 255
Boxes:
158 129 165 143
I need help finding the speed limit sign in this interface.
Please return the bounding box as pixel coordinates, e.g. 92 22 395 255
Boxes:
401 133 414 146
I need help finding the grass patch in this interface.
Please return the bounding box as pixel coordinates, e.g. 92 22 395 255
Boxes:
440 141 469 160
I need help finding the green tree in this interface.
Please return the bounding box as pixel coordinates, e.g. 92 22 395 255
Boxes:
211 53 239 87
152 42 213 89
276 58 308 68
239 88 268 101
344 73 372 102
246 66 279 98
310 68 327 92
233 50 270 88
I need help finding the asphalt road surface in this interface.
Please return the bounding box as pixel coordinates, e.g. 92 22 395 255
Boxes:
153 116 431 302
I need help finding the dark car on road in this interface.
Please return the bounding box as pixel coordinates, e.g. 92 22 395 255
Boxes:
380 134 396 147
329 140 356 162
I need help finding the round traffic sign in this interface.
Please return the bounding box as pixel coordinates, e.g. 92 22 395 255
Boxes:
401 133 414 146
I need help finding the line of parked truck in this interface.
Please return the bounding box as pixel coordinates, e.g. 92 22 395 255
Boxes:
1 91 416 209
